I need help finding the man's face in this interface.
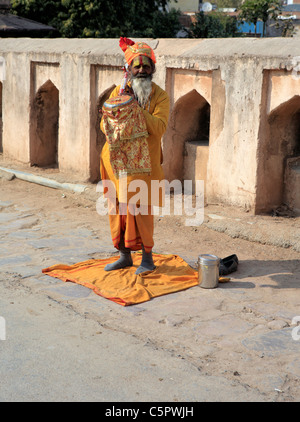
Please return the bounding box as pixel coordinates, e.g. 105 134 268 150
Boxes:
130 56 153 78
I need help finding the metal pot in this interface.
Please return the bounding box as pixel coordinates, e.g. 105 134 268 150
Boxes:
198 254 220 289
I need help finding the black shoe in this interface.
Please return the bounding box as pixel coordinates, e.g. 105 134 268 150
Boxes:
219 254 238 276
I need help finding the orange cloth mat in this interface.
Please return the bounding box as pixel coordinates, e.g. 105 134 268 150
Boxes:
42 253 199 306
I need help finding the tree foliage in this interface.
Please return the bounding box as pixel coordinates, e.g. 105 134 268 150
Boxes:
188 11 242 38
214 0 242 9
238 0 282 36
10 0 182 38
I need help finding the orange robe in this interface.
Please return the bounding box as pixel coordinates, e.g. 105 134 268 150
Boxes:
100 82 170 252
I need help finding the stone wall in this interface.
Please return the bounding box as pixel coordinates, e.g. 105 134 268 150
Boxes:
0 37 300 214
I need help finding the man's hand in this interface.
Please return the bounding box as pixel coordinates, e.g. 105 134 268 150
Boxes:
121 85 134 97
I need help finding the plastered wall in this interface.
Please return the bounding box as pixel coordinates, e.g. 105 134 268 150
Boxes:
0 38 300 214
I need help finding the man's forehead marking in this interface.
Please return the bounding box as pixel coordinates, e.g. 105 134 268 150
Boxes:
132 55 151 68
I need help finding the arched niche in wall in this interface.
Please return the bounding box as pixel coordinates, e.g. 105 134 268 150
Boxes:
30 79 59 168
163 89 210 191
256 69 300 214
267 95 300 212
89 84 116 183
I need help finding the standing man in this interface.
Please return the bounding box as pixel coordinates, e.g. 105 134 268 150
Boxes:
100 37 170 275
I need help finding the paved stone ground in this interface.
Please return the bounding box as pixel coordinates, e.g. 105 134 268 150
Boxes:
0 165 300 402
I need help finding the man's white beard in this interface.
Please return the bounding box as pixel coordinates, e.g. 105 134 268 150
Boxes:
131 76 152 108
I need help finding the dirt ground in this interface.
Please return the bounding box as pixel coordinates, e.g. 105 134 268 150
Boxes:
1 156 300 401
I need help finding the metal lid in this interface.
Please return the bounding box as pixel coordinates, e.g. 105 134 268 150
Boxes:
198 254 220 265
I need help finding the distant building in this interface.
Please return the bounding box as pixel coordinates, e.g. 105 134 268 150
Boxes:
0 0 58 37
267 1 300 37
